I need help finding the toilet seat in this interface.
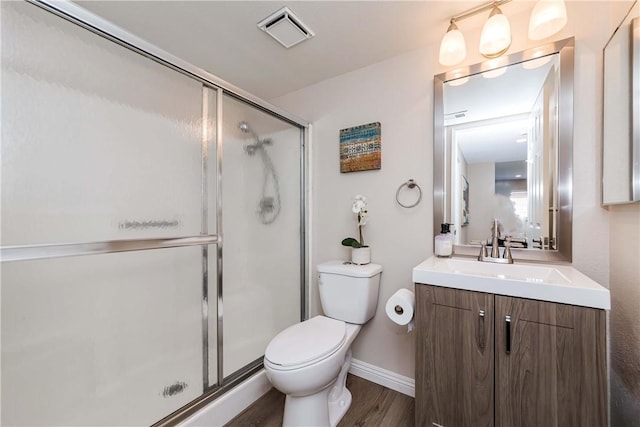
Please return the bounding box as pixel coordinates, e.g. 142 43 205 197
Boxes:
265 316 346 371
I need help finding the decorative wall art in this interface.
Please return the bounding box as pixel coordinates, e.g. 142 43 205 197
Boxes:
462 176 470 226
339 122 381 173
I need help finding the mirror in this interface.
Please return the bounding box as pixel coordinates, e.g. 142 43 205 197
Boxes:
434 38 574 262
603 1 639 205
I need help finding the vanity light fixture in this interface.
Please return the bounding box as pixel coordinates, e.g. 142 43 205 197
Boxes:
438 0 568 66
528 0 568 41
479 5 512 58
438 0 512 66
439 21 466 66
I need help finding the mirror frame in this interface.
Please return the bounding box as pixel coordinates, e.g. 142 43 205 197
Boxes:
433 37 575 263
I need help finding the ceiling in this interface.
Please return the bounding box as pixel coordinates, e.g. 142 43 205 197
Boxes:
74 0 534 100
455 117 530 163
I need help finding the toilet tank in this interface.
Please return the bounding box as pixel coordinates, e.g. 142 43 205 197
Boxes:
317 261 382 324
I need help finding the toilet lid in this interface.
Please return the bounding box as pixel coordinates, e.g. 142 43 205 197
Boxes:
265 316 346 369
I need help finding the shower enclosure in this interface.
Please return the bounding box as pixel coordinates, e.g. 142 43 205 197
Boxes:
1 1 307 425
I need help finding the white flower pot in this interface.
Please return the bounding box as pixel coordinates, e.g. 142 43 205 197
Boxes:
351 247 371 265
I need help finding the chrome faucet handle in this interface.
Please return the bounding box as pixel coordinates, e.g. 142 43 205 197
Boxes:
502 243 513 263
532 237 543 249
478 241 488 260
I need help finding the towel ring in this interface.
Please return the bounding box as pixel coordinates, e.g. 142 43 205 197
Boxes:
396 179 422 208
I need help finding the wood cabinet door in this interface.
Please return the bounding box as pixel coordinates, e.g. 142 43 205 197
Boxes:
416 285 494 427
495 296 607 427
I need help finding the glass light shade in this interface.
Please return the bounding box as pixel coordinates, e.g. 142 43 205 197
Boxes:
439 26 466 66
528 0 568 40
479 10 512 58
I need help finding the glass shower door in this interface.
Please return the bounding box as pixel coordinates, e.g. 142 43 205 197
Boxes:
1 2 217 425
2 1 307 425
221 95 302 378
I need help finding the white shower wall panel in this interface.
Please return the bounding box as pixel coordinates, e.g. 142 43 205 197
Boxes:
1 1 203 246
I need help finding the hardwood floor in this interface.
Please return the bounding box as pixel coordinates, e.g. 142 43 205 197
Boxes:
225 374 415 427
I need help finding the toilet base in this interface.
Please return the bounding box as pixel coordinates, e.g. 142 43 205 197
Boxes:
328 349 353 426
281 350 354 427
283 383 334 427
328 387 352 427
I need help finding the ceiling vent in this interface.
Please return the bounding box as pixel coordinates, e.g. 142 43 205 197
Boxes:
257 7 315 48
445 110 468 120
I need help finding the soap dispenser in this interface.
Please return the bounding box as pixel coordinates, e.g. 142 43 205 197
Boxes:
435 223 453 257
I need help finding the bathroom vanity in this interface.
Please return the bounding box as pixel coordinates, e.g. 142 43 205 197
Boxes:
412 256 610 427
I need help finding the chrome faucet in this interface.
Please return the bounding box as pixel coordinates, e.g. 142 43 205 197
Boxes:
478 219 514 264
491 219 500 258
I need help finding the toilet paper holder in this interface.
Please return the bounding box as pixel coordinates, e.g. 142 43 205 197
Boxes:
386 288 415 332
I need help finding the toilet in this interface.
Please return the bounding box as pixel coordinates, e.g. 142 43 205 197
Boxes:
264 260 382 427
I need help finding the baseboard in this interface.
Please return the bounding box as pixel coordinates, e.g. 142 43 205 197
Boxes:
179 370 272 427
349 358 415 398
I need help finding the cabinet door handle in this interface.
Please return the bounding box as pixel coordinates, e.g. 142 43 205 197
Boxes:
478 309 485 350
505 315 511 354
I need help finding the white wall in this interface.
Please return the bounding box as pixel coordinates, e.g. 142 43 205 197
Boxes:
273 1 632 378
273 47 433 378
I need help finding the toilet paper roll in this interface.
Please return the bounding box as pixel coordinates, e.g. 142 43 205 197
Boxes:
385 288 415 326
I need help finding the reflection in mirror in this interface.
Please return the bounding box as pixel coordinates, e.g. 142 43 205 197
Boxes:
602 1 640 204
434 38 574 262
445 54 559 250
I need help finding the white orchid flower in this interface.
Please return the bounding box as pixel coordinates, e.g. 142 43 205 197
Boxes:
352 195 367 213
358 210 369 225
342 194 370 249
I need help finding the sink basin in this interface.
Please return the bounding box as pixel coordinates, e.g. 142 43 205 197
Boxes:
412 256 610 309
445 258 571 285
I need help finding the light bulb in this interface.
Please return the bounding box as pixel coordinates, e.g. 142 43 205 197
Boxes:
528 0 568 40
439 21 466 66
479 6 512 58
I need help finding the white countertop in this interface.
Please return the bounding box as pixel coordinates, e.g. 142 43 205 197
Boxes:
413 256 610 310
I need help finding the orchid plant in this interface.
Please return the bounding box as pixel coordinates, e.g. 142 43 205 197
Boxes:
341 195 369 248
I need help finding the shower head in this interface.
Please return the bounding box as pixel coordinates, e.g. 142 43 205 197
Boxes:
239 121 272 155
239 121 261 141
239 121 251 134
